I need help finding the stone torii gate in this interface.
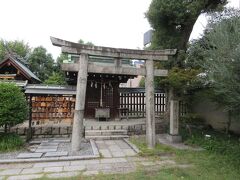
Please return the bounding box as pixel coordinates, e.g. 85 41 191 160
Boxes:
51 37 177 152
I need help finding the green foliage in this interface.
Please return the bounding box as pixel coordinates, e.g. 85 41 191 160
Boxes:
44 72 66 85
188 9 240 115
56 53 68 65
138 77 145 87
0 83 28 129
28 46 55 81
78 39 94 46
182 128 240 168
157 67 201 95
0 39 31 61
130 134 240 179
130 136 175 157
180 113 205 125
145 0 226 103
0 133 24 152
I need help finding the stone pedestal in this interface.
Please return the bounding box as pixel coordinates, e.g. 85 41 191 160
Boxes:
169 100 182 143
166 134 182 143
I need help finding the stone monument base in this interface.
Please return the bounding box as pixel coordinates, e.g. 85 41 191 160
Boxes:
166 134 182 143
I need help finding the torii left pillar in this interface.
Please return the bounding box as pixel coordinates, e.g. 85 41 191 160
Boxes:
145 59 156 148
71 53 88 152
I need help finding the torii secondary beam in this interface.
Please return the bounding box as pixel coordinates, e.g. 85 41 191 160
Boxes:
61 63 168 77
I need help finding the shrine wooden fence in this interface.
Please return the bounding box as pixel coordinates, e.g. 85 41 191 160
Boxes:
119 88 187 118
119 88 166 118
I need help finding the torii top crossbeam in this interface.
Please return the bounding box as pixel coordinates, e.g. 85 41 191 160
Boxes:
50 37 176 61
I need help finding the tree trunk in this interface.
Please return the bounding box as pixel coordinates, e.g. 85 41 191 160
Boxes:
226 110 232 134
4 124 8 133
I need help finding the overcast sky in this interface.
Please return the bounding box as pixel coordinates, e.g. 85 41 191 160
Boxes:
0 0 239 59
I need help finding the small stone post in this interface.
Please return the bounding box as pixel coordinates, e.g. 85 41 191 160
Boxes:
167 100 182 142
71 53 89 152
145 59 156 148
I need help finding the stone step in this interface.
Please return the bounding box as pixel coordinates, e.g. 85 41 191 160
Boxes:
85 129 127 136
85 125 129 130
85 135 129 140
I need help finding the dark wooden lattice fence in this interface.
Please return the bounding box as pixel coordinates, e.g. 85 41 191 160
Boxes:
119 88 166 118
119 88 187 118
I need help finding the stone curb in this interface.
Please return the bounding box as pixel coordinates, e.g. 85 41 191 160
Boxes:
123 138 140 154
0 155 99 164
90 139 100 157
0 139 100 164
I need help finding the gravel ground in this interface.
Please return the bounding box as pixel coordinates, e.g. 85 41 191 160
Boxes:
57 141 93 156
0 139 93 160
0 149 28 160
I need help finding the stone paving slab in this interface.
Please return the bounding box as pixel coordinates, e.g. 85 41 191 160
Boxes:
100 157 127 164
21 168 43 174
96 143 108 149
0 168 22 176
105 140 116 145
108 145 122 152
40 142 59 146
46 171 79 179
86 163 113 171
99 149 112 158
115 140 131 149
0 163 33 170
33 161 70 168
82 170 99 176
35 148 57 153
52 139 71 143
37 145 58 149
7 174 43 180
29 140 48 144
17 153 43 159
95 140 104 144
111 151 125 157
122 149 137 156
0 156 192 180
43 166 63 173
71 159 100 166
63 165 85 172
45 151 68 157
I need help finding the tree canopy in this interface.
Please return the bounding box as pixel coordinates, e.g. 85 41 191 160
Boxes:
78 39 94 46
145 0 228 99
28 46 55 81
44 72 66 85
0 40 31 61
146 0 227 51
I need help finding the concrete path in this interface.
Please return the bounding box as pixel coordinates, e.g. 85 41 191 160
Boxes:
96 139 137 158
0 139 192 179
0 156 191 179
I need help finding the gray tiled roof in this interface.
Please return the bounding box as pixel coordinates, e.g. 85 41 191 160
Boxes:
25 84 76 95
12 57 41 82
1 54 41 82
